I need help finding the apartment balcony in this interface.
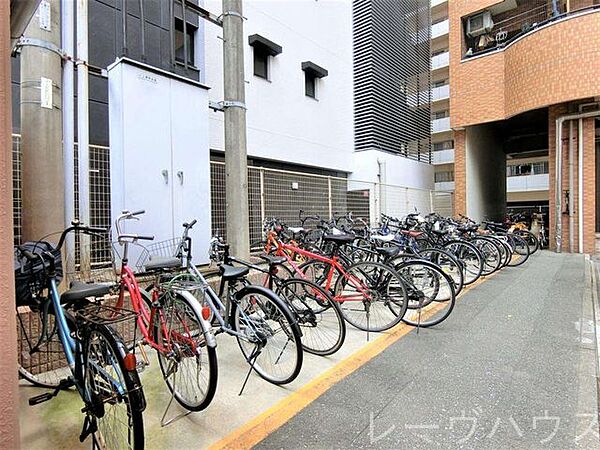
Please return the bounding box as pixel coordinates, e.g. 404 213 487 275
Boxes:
431 19 449 39
431 84 450 102
431 0 448 7
431 51 449 70
507 174 549 192
435 181 455 191
432 117 450 134
432 148 454 165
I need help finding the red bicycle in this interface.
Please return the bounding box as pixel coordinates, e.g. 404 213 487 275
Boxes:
264 225 409 332
113 210 218 417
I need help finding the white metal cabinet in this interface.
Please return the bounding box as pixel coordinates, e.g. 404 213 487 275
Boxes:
108 58 211 265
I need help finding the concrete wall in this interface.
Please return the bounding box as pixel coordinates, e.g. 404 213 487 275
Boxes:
465 124 506 221
204 0 354 173
350 149 434 190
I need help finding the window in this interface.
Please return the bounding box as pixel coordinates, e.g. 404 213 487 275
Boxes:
253 46 269 79
174 19 195 65
433 110 449 119
435 171 455 183
301 61 328 100
433 140 454 151
432 79 448 88
305 72 316 98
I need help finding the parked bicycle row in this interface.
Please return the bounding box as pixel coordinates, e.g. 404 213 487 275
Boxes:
13 208 538 449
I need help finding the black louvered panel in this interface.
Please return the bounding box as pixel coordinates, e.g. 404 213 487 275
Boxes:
353 0 431 163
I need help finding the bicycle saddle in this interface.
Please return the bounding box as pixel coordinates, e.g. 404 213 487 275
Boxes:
400 230 423 238
145 256 182 272
61 281 112 304
288 227 306 234
375 246 400 258
219 264 249 280
259 254 286 266
323 234 354 245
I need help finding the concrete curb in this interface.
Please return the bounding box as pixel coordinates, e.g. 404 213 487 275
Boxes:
586 255 600 438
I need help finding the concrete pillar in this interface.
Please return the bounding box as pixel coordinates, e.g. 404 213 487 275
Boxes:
464 124 506 222
20 0 64 243
0 0 21 447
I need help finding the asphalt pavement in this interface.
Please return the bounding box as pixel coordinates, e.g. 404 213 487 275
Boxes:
257 251 600 449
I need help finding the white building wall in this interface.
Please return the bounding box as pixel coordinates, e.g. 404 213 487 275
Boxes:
204 0 354 172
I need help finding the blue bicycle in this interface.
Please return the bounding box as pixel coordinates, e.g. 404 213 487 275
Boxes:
15 222 145 449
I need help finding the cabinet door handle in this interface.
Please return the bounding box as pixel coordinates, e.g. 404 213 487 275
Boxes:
161 169 169 184
177 170 184 185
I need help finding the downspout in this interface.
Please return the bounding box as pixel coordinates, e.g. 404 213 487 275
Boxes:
62 0 75 274
555 109 600 253
76 0 90 270
568 121 574 252
578 118 584 253
377 158 386 217
551 0 560 16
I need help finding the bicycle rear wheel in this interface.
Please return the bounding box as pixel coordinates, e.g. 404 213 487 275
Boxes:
233 286 303 385
395 260 456 328
334 261 408 332
155 292 218 412
17 304 72 389
84 324 145 450
442 240 483 285
276 278 346 356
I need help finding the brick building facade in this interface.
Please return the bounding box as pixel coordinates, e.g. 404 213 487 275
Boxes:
449 0 600 253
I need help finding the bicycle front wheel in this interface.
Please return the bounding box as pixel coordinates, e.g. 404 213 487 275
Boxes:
233 286 303 385
334 261 408 332
276 278 346 356
84 324 145 450
155 292 218 412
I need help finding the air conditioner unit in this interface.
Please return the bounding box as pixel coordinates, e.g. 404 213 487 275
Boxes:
467 11 493 37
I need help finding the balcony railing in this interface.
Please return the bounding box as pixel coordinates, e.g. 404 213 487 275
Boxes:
432 117 451 133
464 1 600 58
507 174 549 192
432 148 455 164
431 19 449 39
431 51 449 70
431 0 448 7
435 181 455 191
431 84 450 101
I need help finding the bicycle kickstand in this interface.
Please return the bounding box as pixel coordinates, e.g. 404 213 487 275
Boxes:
160 363 192 427
239 344 262 396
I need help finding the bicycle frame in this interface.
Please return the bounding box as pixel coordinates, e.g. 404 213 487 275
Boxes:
265 231 371 302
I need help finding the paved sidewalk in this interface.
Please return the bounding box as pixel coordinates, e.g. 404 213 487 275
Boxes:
258 252 600 449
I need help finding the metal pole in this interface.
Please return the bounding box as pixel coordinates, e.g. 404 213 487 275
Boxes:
0 1 21 446
259 168 265 230
327 176 333 219
222 0 249 258
62 0 75 275
568 120 574 252
121 0 127 56
20 0 65 243
77 0 90 270
578 118 584 253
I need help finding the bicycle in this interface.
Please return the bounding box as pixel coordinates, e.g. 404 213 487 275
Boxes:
15 222 145 449
144 219 304 389
113 210 218 418
209 236 346 356
264 225 409 333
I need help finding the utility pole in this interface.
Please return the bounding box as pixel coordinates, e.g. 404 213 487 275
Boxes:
222 0 250 259
20 0 64 243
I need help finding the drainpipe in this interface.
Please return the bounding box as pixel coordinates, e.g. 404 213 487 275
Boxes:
377 158 386 217
76 0 90 270
578 118 584 253
568 121 574 252
552 0 560 16
62 0 75 274
555 109 600 253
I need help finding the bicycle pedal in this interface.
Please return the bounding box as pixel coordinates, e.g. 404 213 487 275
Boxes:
28 392 54 406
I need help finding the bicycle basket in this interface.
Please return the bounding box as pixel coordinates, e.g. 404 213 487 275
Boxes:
64 236 118 284
135 237 185 273
14 241 63 306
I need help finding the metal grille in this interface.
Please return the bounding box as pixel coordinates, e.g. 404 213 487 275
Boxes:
353 0 432 162
210 161 452 243
12 135 22 246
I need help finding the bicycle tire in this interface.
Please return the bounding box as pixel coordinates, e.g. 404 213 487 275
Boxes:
395 259 456 328
155 291 218 412
84 324 145 450
442 240 483 285
334 261 408 332
276 277 346 356
17 304 73 389
232 285 303 385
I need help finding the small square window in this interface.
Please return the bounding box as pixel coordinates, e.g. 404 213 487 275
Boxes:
253 47 269 79
305 72 316 98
